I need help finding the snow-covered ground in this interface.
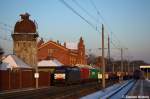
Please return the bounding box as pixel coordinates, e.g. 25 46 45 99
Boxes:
80 80 132 99
146 79 150 83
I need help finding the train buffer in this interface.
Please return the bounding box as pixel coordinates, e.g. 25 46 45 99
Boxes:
81 80 137 99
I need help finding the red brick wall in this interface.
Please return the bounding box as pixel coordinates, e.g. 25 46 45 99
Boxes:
0 70 10 90
10 70 20 89
38 71 50 87
38 41 87 65
21 70 34 88
38 41 70 65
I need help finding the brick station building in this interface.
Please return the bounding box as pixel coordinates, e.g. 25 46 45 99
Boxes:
37 37 87 65
11 12 87 66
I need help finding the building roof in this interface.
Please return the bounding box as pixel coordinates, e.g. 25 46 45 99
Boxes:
38 59 63 67
66 42 78 50
38 40 78 50
14 13 36 33
2 54 31 69
75 64 94 69
38 40 68 51
0 62 11 70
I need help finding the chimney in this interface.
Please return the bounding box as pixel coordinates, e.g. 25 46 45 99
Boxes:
64 42 66 47
57 40 59 44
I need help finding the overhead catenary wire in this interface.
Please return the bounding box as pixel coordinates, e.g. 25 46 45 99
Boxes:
89 0 125 49
59 0 98 32
0 25 12 41
0 1 130 61
0 22 13 29
0 22 13 54
59 0 113 47
90 0 131 62
72 0 98 23
59 0 123 58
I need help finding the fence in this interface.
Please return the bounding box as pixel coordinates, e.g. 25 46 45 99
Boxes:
0 69 50 91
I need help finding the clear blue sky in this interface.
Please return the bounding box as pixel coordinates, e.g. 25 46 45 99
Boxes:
0 0 150 63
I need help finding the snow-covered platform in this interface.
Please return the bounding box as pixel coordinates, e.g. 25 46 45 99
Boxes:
81 80 133 99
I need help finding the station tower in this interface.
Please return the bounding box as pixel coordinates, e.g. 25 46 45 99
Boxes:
12 13 38 67
78 37 86 64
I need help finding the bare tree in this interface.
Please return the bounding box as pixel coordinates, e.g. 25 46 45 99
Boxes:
87 54 97 65
0 47 4 64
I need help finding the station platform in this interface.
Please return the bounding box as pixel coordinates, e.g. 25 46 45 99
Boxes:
81 80 150 99
126 79 150 99
80 81 128 99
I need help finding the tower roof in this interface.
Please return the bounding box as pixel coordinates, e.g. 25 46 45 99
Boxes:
14 13 36 33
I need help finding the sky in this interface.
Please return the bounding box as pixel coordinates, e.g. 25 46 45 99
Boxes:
0 0 150 63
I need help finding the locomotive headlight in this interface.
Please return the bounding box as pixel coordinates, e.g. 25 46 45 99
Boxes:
54 73 66 80
98 73 102 79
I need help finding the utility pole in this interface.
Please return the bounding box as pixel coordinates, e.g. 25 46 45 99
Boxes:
35 65 39 89
120 48 128 77
132 63 134 72
108 36 110 61
102 24 105 88
120 48 123 80
33 49 39 89
112 63 115 73
128 60 130 73
107 36 111 72
121 48 123 73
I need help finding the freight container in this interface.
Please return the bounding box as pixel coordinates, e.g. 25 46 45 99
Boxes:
79 67 90 83
89 68 99 82
66 67 80 84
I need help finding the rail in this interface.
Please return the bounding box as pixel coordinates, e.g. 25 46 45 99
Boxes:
101 79 136 99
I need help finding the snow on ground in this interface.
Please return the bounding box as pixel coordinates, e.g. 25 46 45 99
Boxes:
146 79 150 83
80 81 128 99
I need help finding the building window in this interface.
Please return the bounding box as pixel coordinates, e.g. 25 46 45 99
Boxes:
23 42 26 47
80 52 83 56
17 42 19 47
28 42 31 47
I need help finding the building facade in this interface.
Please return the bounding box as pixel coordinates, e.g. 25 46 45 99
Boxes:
37 37 87 65
12 13 38 67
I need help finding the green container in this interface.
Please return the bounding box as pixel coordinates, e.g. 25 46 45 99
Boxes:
89 68 99 79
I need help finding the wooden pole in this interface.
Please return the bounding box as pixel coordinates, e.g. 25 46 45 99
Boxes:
102 24 105 88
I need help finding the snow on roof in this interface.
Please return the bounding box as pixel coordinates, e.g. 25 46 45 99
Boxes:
38 59 63 67
66 42 78 50
0 62 11 70
2 54 31 69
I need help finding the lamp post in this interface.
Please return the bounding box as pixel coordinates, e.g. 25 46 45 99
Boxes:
33 48 39 89
102 24 105 88
113 63 115 73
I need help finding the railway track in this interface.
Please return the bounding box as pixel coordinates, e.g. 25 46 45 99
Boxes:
0 82 99 99
44 80 115 99
0 80 116 99
101 80 136 99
